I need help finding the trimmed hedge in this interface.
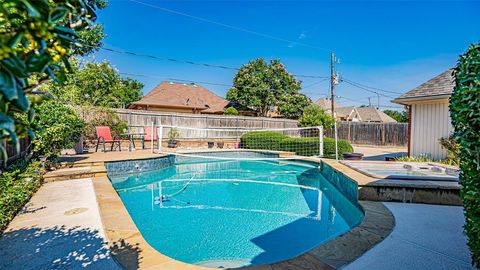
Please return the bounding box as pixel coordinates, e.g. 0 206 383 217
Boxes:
240 131 353 158
450 42 480 267
0 159 42 232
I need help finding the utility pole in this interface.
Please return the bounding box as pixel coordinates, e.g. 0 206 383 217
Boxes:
377 93 380 109
330 50 335 118
368 97 372 107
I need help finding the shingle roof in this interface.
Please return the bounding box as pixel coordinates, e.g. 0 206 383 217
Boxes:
129 82 229 113
355 107 397 123
394 69 455 103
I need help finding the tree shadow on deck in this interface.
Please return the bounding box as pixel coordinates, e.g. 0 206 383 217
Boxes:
0 226 140 270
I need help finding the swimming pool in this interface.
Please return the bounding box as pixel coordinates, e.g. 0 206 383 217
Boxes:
108 154 364 268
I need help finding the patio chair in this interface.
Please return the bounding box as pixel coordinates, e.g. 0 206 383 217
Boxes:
95 126 121 152
143 126 158 149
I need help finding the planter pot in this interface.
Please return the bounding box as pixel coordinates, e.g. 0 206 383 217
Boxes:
208 142 214 148
74 136 84 154
342 152 364 160
217 142 224 149
168 140 179 148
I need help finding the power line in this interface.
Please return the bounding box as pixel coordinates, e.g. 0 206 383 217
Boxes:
341 80 397 99
98 46 329 79
342 78 403 95
129 0 331 52
301 78 329 89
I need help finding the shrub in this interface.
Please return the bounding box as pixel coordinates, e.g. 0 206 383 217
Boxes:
0 159 42 232
438 134 460 166
449 42 480 267
298 104 336 129
240 131 352 158
240 131 289 151
73 106 128 147
33 100 85 159
224 107 239 116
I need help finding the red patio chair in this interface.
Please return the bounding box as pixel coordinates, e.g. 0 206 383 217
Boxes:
143 126 158 149
95 126 121 152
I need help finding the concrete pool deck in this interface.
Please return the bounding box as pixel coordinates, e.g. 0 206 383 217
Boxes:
0 178 121 270
344 202 474 270
0 179 471 270
0 150 469 269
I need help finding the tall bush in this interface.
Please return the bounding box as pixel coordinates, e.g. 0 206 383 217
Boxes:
449 42 480 267
73 106 127 146
298 104 335 129
33 100 84 159
224 107 239 116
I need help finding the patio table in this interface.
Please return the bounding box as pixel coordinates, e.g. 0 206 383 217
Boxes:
120 133 145 152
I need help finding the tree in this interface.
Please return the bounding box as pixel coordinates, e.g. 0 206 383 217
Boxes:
298 104 335 129
449 42 480 267
0 0 106 160
226 58 306 118
44 61 143 108
277 94 311 119
383 109 408 123
223 107 239 116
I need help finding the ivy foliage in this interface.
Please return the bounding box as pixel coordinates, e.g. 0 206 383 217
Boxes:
449 42 480 267
43 60 143 108
0 159 42 232
0 0 105 160
226 58 310 118
298 104 336 129
32 100 84 159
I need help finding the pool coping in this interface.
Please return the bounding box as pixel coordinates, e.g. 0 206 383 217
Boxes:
90 155 395 270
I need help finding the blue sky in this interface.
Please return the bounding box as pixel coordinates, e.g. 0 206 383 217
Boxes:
90 0 480 110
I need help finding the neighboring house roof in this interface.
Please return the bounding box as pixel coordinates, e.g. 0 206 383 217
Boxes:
393 69 455 105
335 107 356 120
314 98 341 111
355 107 397 123
129 82 229 113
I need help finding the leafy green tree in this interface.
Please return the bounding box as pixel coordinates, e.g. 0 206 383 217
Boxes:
223 107 239 116
277 94 311 119
226 58 304 117
45 61 143 108
298 104 335 129
449 42 480 267
0 0 106 160
383 109 408 122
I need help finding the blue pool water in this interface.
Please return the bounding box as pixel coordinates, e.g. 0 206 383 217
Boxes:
109 156 364 268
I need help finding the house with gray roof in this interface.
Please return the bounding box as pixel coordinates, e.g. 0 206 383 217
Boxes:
393 69 455 159
315 98 396 123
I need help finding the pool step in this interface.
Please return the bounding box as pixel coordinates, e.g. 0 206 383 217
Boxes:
43 166 107 182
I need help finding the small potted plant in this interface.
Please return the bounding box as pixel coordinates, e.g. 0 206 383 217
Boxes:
208 142 214 148
167 128 180 148
217 142 224 148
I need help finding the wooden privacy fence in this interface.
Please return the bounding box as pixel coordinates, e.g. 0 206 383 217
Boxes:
1 137 32 165
325 121 408 146
114 109 299 139
113 109 408 146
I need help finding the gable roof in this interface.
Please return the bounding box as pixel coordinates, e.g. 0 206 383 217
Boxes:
393 69 455 105
129 82 229 113
355 107 397 123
